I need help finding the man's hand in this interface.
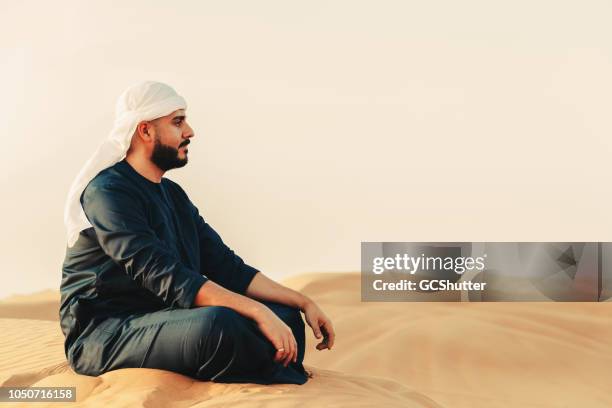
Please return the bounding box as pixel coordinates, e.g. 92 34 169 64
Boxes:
301 300 335 350
253 306 298 367
242 272 336 352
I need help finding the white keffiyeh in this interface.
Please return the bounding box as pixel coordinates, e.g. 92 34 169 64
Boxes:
63 81 187 248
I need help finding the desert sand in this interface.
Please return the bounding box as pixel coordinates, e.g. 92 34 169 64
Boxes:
1 273 610 407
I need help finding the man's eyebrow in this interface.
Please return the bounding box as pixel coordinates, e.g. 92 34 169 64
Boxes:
172 115 186 121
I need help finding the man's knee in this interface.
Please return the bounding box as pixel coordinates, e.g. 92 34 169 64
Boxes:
267 303 304 330
186 306 249 379
189 306 242 337
190 303 304 345
202 305 241 322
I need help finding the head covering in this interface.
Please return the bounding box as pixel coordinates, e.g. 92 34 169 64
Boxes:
63 80 187 248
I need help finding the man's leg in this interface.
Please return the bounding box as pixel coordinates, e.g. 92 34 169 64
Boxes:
211 301 309 384
69 301 308 384
257 301 307 383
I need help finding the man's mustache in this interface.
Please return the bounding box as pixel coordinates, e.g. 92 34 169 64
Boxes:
179 141 190 148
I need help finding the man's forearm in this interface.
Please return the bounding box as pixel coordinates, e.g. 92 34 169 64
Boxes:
244 272 312 310
192 280 265 320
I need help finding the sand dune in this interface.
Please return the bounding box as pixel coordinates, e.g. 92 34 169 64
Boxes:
1 273 611 407
0 289 59 320
2 366 442 408
289 273 612 408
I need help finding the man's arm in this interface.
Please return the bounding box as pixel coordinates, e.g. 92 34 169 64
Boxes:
244 272 336 350
193 277 262 317
194 218 259 294
175 182 259 295
244 271 311 309
81 181 207 309
176 182 335 350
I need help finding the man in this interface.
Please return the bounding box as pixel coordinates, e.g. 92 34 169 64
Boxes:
60 81 335 384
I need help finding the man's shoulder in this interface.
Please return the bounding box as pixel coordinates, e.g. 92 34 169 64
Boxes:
89 170 131 191
81 165 136 203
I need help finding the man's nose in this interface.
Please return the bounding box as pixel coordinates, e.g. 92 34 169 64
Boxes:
184 123 195 139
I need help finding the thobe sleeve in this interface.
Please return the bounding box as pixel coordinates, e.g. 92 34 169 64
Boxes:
180 190 259 295
81 182 208 309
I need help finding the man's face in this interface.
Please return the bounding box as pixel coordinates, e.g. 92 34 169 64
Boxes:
149 109 194 171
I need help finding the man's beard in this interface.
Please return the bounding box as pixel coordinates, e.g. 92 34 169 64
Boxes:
151 136 188 171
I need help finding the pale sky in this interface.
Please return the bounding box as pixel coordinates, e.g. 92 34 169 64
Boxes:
1 0 612 299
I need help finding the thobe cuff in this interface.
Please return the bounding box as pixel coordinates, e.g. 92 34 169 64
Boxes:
234 265 260 295
178 272 209 308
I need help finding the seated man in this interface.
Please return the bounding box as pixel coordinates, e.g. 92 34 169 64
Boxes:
60 81 335 385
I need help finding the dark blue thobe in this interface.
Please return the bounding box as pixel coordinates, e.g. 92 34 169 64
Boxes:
60 158 308 384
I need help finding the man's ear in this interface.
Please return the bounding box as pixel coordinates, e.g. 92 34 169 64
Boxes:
136 121 153 140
